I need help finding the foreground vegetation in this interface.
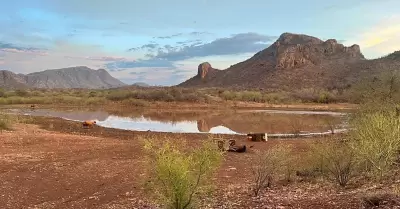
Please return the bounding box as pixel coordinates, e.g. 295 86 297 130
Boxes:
130 71 400 208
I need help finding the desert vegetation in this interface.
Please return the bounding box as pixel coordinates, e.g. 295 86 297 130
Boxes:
0 85 369 108
1 70 398 108
142 137 222 209
131 70 400 207
2 70 400 208
0 112 33 131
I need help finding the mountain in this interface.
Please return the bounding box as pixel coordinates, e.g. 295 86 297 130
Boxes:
132 82 150 87
0 66 126 89
0 70 29 89
178 32 400 91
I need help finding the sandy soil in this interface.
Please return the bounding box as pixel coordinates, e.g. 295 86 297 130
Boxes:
0 117 399 209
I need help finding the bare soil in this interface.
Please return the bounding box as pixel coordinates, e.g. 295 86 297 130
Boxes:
0 116 399 209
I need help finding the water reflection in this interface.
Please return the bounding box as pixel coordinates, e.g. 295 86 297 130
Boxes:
16 108 347 135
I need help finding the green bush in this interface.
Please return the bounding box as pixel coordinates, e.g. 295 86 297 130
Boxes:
349 106 400 180
0 113 16 131
15 89 29 97
143 138 222 209
106 90 132 101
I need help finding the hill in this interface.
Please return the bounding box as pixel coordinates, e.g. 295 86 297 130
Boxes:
0 66 126 89
132 82 150 87
178 33 400 91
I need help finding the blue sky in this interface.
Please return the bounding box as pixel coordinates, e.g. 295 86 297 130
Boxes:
0 0 399 86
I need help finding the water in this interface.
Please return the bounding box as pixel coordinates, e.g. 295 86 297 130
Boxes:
13 108 348 135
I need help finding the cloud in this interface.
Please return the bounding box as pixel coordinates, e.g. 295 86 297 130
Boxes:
105 59 175 70
128 43 159 52
149 32 277 61
110 67 188 86
176 39 203 45
348 15 400 58
154 33 183 39
0 41 46 54
64 55 127 62
0 40 132 75
115 32 276 72
153 31 212 39
188 31 212 36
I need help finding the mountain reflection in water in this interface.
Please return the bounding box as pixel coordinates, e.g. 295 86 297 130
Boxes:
17 108 347 135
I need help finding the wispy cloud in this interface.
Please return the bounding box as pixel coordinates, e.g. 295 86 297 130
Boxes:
128 43 159 52
348 15 400 58
149 32 277 61
105 58 175 70
111 32 276 71
64 55 128 62
152 31 213 39
154 33 184 39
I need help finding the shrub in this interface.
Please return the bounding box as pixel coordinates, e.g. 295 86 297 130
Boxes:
106 90 132 101
121 98 148 107
221 91 236 101
0 113 16 131
143 137 222 209
360 192 400 208
349 106 400 180
251 143 293 196
309 139 355 187
85 97 107 105
0 89 5 97
15 89 29 97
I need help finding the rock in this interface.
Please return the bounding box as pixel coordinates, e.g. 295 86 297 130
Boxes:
197 62 212 79
273 34 364 69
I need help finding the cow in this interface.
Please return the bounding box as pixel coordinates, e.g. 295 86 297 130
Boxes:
247 133 268 142
82 120 96 128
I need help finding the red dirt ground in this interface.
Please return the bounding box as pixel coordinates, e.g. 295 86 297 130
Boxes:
0 117 399 209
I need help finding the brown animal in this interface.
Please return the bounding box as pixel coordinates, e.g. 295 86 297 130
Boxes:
82 120 96 128
247 133 267 142
30 104 36 109
228 145 246 153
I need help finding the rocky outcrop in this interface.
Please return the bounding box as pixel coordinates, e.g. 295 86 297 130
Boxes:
272 33 364 69
197 62 212 79
178 32 394 91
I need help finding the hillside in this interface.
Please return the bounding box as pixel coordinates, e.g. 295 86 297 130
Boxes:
178 33 400 91
0 66 126 89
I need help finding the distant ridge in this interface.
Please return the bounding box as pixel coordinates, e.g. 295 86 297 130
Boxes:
0 66 126 89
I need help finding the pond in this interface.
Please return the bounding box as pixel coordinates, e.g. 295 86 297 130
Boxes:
12 108 349 135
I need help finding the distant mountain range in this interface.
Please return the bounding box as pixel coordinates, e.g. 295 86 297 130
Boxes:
131 82 150 87
178 32 400 91
0 66 127 89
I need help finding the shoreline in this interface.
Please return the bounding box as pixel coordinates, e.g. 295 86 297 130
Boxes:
17 115 347 140
1 101 357 112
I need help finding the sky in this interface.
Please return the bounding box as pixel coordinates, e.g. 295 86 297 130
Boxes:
0 0 399 86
